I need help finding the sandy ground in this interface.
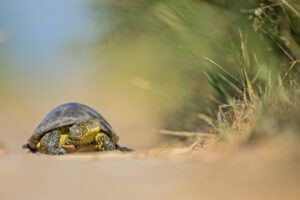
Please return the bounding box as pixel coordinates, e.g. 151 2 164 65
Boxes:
0 100 299 200
0 143 300 200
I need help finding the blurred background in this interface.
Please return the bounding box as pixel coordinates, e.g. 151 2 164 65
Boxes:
0 0 299 152
0 0 162 151
1 1 300 200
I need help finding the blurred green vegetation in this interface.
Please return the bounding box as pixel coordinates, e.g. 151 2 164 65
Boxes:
90 0 300 140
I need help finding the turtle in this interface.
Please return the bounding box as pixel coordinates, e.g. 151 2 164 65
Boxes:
23 102 132 155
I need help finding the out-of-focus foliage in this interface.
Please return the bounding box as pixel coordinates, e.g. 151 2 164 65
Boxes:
90 0 300 137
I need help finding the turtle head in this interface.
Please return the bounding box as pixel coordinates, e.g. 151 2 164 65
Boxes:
69 119 101 142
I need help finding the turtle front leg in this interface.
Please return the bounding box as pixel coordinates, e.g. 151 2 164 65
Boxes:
38 130 67 155
95 133 116 151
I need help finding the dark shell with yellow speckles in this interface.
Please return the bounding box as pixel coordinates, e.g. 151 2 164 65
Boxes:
26 102 119 150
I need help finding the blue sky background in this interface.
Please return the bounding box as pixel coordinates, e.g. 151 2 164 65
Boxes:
0 0 96 84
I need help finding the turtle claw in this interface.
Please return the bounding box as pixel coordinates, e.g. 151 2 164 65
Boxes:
58 148 67 155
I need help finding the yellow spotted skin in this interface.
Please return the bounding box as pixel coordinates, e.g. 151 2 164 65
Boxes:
37 119 116 155
59 134 69 145
95 133 116 151
38 130 67 154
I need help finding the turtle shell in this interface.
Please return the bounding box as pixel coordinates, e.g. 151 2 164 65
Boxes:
27 102 119 150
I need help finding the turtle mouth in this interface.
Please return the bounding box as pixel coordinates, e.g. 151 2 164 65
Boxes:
90 126 100 134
